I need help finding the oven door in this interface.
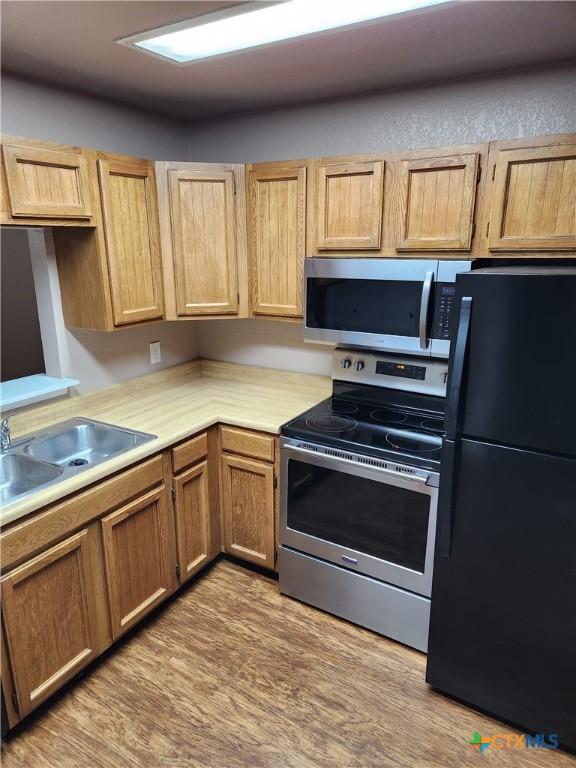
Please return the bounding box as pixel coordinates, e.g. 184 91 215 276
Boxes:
304 258 438 356
280 439 438 597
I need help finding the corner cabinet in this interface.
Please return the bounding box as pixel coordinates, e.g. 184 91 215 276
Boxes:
248 161 307 318
97 154 164 324
171 430 221 584
1 136 97 227
156 161 248 319
483 134 576 253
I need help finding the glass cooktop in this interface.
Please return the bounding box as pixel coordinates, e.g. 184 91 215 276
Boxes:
282 396 445 470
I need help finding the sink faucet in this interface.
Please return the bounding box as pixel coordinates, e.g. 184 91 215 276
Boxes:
1 413 15 451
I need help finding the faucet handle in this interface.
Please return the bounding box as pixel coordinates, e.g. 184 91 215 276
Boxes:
1 412 15 427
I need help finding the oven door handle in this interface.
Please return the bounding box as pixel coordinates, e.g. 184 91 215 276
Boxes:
283 443 431 487
419 271 435 350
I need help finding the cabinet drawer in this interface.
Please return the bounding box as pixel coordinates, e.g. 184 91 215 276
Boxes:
220 426 275 462
172 432 208 474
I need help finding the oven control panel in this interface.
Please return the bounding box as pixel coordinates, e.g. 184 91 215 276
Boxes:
375 361 426 380
333 349 448 398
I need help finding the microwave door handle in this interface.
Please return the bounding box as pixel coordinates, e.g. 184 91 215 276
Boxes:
418 271 434 350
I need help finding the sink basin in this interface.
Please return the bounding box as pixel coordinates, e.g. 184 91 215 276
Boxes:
0 453 63 505
0 418 156 508
25 418 156 467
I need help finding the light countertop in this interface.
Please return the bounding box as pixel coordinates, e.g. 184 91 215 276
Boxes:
1 359 331 526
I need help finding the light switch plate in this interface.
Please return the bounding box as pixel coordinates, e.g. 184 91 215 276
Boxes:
149 341 161 365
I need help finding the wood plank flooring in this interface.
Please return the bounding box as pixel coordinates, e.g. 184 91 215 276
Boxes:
2 560 574 768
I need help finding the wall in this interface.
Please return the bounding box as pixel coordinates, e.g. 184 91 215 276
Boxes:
1 73 189 158
189 64 576 375
1 229 45 381
198 319 332 376
25 230 198 394
186 64 576 161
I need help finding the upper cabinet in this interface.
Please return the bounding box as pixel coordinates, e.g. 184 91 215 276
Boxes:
2 132 575 335
97 154 164 324
156 161 247 319
395 153 480 251
54 151 165 330
311 157 385 252
248 161 307 318
483 135 576 252
1 136 96 226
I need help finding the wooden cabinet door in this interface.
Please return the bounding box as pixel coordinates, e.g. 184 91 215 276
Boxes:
316 160 384 250
2 142 93 220
221 454 275 570
487 142 576 251
1 530 99 717
98 155 164 325
168 167 239 315
397 153 479 251
173 460 212 583
249 162 306 317
101 486 175 639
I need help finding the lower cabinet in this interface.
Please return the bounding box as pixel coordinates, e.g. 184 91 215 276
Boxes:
220 447 276 570
1 528 102 717
1 427 278 727
173 460 213 582
100 485 176 639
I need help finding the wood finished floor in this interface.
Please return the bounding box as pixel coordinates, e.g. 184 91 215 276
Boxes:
2 560 574 768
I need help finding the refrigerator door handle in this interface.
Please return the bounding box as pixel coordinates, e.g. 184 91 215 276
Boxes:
438 439 458 558
439 296 472 558
419 271 435 350
445 296 473 441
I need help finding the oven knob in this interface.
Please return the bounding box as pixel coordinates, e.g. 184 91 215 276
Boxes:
340 358 352 369
354 360 365 371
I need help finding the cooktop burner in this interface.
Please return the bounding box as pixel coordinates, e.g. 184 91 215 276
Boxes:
305 414 359 433
371 408 409 425
328 400 359 415
385 433 442 455
420 417 445 434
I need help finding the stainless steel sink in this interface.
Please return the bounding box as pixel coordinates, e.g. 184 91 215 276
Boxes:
1 418 156 506
0 453 63 505
26 419 155 467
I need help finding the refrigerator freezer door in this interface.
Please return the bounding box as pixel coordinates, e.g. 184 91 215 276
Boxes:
427 438 576 749
453 272 576 457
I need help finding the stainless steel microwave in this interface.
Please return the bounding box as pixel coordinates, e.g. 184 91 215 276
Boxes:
304 258 472 358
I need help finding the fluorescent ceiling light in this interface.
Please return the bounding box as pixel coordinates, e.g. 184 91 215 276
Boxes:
119 0 450 65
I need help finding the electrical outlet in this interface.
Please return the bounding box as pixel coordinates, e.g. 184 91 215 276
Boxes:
149 341 161 365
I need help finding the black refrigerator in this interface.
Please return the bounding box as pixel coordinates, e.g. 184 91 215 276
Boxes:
426 267 576 752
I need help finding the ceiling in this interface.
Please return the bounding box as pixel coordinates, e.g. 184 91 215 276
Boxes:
2 1 575 122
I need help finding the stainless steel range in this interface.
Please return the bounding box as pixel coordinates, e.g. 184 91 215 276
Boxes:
278 348 448 652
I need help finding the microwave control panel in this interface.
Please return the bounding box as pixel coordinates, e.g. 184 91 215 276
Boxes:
431 283 456 340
